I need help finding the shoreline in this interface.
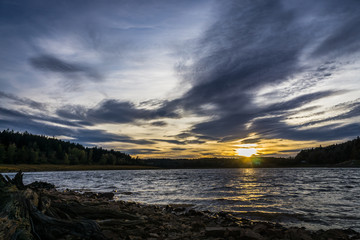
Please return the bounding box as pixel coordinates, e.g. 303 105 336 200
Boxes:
1 172 359 240
1 164 359 173
0 164 159 173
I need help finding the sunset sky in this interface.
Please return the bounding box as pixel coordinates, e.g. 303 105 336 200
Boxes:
1 0 360 158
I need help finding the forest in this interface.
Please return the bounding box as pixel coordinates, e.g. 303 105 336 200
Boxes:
295 136 360 165
0 130 133 165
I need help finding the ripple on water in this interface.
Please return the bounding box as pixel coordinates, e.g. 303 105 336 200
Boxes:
5 168 360 232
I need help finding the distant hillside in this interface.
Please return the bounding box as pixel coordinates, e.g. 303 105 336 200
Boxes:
295 137 360 165
0 130 133 165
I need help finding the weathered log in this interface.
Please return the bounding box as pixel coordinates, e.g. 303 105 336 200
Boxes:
0 172 108 240
29 205 105 240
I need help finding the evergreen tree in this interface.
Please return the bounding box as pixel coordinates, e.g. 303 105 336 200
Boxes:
7 143 16 164
0 144 6 163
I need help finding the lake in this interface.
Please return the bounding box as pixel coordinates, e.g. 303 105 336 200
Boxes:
6 168 360 232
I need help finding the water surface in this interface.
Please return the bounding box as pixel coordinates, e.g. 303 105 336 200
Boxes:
7 168 360 231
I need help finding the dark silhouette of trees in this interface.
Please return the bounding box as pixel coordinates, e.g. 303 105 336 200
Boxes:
295 137 360 164
0 130 132 165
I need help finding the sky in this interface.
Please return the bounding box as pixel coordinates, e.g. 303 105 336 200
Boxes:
1 0 360 158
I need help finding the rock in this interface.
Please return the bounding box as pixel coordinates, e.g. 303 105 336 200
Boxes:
284 227 313 240
317 229 357 240
187 209 203 216
27 181 55 190
191 221 205 231
97 192 114 200
173 207 186 212
226 227 242 236
252 223 272 234
205 227 228 237
149 232 160 238
241 228 266 240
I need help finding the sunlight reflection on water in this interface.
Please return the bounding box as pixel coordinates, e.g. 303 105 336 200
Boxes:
6 168 360 231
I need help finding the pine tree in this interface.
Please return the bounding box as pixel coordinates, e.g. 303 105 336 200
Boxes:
0 144 6 163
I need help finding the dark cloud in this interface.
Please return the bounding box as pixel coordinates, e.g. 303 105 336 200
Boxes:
185 139 205 144
311 6 360 58
175 132 193 139
0 107 153 145
249 116 360 142
241 138 261 144
0 91 46 110
29 54 102 81
150 121 167 127
171 147 187 151
300 101 360 128
57 99 179 124
0 107 89 128
169 0 360 143
152 138 205 145
173 132 218 141
152 139 186 145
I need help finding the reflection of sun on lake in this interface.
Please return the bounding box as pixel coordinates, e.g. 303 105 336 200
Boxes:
236 148 257 157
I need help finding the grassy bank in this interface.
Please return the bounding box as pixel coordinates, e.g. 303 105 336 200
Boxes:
0 164 158 173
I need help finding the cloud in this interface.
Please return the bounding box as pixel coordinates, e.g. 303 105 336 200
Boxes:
57 99 179 124
29 54 102 81
152 139 186 145
241 138 261 144
150 121 167 127
152 138 205 145
171 147 187 151
169 0 360 143
249 116 360 142
0 91 46 110
311 5 360 58
0 107 89 128
0 106 153 146
299 100 360 128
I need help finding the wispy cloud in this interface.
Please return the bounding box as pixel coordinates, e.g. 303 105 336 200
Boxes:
169 0 360 144
29 54 102 81
0 91 46 110
0 106 153 146
57 99 179 124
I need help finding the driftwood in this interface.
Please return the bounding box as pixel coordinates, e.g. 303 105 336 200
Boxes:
0 171 143 240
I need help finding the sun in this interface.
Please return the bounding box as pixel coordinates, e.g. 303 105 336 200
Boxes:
236 148 257 157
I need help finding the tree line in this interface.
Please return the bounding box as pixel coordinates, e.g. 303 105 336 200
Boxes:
295 136 360 164
0 130 133 165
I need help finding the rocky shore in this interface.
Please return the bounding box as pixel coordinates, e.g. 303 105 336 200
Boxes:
1 172 359 240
